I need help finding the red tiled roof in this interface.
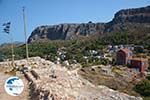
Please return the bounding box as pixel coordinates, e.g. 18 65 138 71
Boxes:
119 48 132 54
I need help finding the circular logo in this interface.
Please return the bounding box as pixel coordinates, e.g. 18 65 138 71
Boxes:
4 76 24 96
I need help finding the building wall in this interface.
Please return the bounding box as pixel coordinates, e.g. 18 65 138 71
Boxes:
130 60 148 73
130 60 141 70
117 51 126 65
141 61 148 72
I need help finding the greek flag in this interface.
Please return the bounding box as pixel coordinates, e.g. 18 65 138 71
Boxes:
2 22 11 34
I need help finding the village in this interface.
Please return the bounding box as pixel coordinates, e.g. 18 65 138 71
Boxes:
56 44 149 74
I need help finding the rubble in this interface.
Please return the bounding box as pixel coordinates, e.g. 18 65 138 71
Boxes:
0 57 143 100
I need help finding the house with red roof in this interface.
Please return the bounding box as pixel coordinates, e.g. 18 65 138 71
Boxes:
128 57 148 73
116 48 133 65
116 48 148 73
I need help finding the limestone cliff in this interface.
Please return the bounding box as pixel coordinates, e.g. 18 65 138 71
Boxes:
28 5 150 43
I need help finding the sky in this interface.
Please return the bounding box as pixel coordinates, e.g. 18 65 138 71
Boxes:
0 0 149 43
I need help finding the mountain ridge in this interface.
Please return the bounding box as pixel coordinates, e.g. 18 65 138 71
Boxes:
28 5 150 43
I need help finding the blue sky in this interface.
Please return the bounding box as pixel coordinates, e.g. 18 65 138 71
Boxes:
0 0 149 43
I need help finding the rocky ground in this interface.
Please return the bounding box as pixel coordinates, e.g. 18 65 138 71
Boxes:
0 57 143 100
78 65 143 95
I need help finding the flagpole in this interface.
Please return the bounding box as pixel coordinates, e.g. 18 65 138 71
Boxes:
23 7 29 60
10 34 15 67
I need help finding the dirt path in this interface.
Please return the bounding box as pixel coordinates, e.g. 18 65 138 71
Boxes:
0 72 29 100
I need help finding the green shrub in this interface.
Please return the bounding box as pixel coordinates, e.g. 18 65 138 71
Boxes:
134 80 150 96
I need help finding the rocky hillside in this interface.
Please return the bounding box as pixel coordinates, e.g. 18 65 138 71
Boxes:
0 57 143 100
28 5 150 43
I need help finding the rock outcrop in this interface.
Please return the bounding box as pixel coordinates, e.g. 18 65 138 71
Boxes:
30 62 142 100
28 23 105 43
0 57 143 100
112 6 150 24
28 5 150 43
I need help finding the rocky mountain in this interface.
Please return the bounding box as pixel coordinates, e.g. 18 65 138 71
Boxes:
28 5 150 43
28 23 105 43
111 5 150 24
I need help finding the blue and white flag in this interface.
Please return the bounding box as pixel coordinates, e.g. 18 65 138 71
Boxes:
2 22 11 34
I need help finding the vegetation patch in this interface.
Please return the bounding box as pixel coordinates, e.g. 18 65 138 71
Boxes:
133 79 150 100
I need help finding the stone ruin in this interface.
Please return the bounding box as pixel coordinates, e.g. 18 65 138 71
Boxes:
0 57 143 100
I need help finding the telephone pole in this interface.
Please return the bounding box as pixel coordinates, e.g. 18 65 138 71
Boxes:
23 7 29 60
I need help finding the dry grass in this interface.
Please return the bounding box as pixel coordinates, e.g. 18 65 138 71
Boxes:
78 66 141 96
